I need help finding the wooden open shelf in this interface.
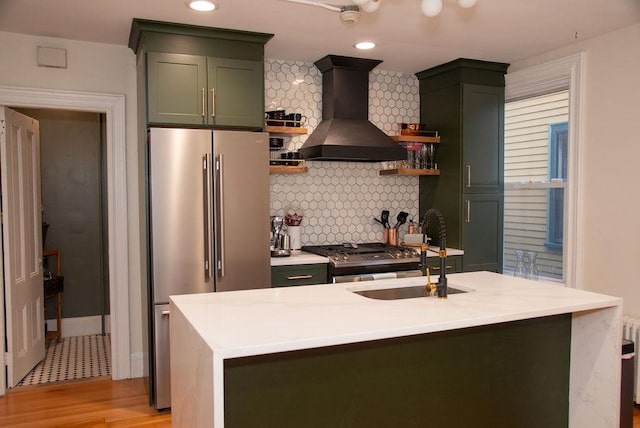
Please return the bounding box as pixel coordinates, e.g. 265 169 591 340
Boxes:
379 168 440 176
391 135 440 144
269 159 307 174
270 165 308 174
265 125 307 135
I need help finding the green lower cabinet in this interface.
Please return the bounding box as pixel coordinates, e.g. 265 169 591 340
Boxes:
425 254 462 274
225 314 571 427
271 264 329 287
462 194 504 272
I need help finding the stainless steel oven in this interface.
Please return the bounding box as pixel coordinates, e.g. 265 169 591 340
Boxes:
301 243 422 283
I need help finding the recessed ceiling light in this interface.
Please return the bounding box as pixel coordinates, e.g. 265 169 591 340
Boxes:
186 0 217 12
355 41 376 50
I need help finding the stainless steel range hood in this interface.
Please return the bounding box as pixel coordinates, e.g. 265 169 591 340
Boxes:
299 55 405 162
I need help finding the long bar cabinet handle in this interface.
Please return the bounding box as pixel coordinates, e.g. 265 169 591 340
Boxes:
201 88 206 118
216 154 225 278
466 164 471 188
203 154 214 279
430 266 453 271
465 200 471 223
287 275 313 280
211 88 216 118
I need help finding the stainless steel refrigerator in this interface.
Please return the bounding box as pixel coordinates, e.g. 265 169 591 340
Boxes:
147 127 270 409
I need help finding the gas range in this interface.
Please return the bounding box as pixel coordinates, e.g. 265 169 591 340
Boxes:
301 243 421 276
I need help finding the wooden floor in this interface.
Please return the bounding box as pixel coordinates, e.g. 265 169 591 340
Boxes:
0 376 639 427
0 377 170 427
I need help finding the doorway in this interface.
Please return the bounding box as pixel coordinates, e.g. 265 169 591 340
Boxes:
12 108 110 386
0 86 131 396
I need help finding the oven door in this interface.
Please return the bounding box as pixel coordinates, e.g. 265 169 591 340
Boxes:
332 269 423 283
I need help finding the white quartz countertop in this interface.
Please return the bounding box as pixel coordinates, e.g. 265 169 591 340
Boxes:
270 251 329 266
270 247 463 266
169 271 621 360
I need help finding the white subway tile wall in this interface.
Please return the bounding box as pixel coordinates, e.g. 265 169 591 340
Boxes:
266 58 421 245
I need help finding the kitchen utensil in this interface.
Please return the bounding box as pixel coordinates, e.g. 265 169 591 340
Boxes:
394 211 409 229
388 228 398 246
288 225 301 250
374 217 384 226
381 210 390 228
271 216 284 247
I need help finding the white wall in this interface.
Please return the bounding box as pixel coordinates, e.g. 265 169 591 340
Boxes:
0 31 145 362
509 23 640 317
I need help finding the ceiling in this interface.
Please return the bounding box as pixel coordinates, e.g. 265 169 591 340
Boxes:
1 0 639 73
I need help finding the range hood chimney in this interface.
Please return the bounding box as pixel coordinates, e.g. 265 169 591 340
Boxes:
299 55 405 162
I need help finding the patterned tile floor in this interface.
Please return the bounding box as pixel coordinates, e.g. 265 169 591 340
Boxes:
17 334 111 386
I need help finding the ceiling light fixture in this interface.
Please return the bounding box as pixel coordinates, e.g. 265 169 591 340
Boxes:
353 0 381 13
354 41 376 50
186 0 217 12
421 0 477 17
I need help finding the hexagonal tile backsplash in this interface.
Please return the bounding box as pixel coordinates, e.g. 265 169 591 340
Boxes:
267 58 421 245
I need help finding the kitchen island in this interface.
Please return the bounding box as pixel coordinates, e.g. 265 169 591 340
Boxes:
169 271 622 427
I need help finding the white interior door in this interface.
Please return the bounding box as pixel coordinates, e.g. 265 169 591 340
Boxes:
0 107 44 390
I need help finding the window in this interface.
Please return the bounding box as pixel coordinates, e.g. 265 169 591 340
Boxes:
546 122 567 249
504 91 568 281
504 53 585 287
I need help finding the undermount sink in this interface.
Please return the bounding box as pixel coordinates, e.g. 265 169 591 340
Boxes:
352 285 468 300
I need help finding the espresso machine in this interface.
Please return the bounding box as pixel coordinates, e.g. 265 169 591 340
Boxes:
270 216 291 257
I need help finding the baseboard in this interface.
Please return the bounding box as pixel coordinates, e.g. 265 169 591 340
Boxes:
46 314 111 338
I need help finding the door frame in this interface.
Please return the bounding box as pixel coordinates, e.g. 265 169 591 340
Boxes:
0 85 131 386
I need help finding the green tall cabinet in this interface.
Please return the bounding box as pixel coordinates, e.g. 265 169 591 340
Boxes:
129 19 273 129
416 59 509 273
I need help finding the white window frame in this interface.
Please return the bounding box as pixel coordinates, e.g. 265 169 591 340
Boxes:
505 53 584 288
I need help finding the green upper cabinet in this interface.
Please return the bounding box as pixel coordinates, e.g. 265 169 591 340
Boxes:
461 84 504 193
416 59 508 273
129 19 273 129
207 57 264 128
147 53 207 125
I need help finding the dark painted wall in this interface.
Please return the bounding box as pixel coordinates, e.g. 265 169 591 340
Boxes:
17 108 108 320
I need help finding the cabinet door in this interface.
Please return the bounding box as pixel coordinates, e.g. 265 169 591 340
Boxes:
462 194 503 273
462 84 504 193
207 57 264 128
147 53 208 125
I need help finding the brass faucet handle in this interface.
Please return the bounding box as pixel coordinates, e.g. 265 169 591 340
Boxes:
425 267 437 295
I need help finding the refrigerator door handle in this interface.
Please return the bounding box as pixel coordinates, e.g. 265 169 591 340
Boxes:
203 154 214 279
215 153 226 278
